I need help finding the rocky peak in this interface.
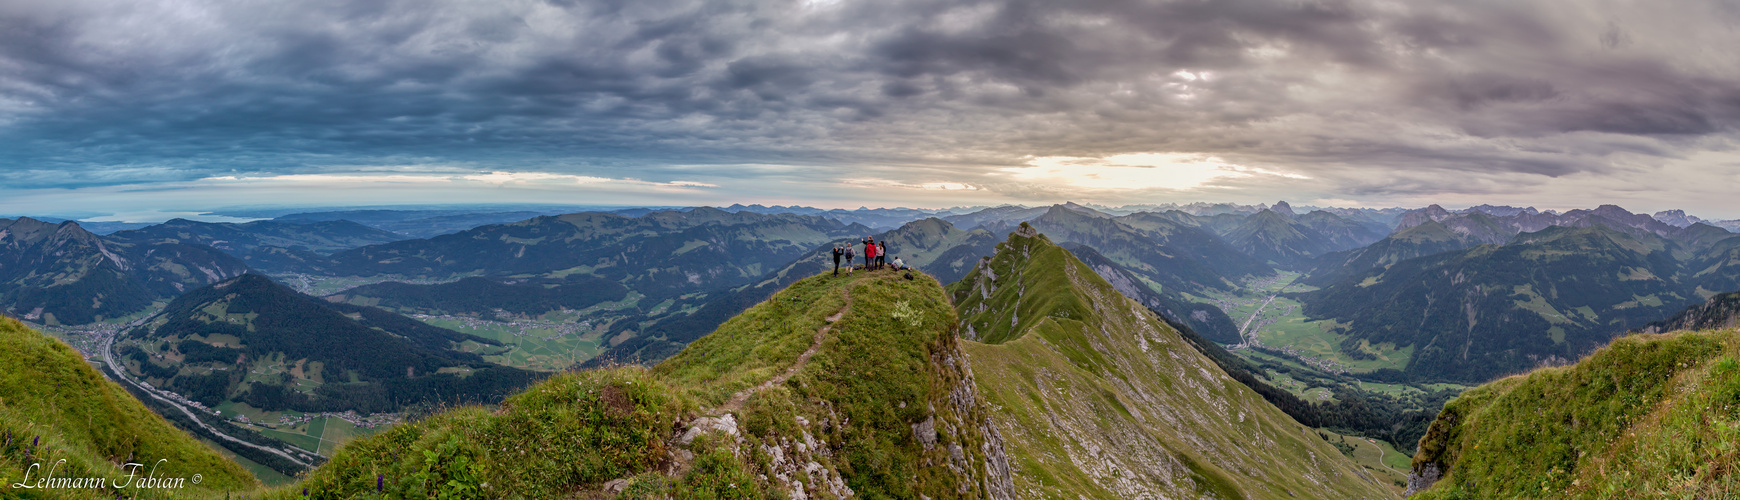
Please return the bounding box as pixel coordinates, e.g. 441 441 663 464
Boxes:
1590 204 1637 219
1462 204 1540 217
1058 201 1110 218
0 217 63 245
1652 209 1704 228
1395 204 1455 231
1271 200 1296 218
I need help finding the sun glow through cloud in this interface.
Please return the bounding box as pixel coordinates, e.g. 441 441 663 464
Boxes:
842 178 981 191
1007 153 1308 191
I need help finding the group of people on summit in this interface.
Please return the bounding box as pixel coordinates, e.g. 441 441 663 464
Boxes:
830 236 905 276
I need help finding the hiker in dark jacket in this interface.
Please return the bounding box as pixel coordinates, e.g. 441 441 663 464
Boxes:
831 246 843 276
878 242 889 269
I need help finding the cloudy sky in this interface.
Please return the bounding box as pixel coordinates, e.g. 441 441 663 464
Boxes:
3 0 1740 220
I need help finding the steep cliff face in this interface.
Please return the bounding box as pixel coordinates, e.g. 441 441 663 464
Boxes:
948 224 1394 499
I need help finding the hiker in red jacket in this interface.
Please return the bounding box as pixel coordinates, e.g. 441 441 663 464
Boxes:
863 237 877 270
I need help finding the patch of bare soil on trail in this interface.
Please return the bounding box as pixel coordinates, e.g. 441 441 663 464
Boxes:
713 288 853 414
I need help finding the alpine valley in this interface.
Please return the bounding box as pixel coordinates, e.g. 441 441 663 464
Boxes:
4 201 1740 498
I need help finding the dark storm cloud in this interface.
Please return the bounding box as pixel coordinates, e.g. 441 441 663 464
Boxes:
1 0 1738 199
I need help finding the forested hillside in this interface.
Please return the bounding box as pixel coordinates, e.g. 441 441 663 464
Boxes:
1304 223 1740 381
1643 290 1740 333
327 276 628 316
120 274 539 414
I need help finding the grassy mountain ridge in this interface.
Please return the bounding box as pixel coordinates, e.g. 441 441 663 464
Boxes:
278 268 1014 499
585 217 997 366
948 224 1395 498
0 316 257 497
1407 328 1740 498
1062 243 1447 456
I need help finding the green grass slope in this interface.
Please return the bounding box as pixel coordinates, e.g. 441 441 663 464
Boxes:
948 224 1395 499
278 268 1015 499
0 316 257 498
1408 327 1740 498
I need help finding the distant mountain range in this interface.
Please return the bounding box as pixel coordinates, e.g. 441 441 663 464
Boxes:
9 200 1740 498
7 201 1740 388
0 217 248 325
107 218 411 272
1308 204 1734 284
272 209 632 239
1304 210 1740 381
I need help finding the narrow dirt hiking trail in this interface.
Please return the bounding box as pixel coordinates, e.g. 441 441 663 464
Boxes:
712 286 854 414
